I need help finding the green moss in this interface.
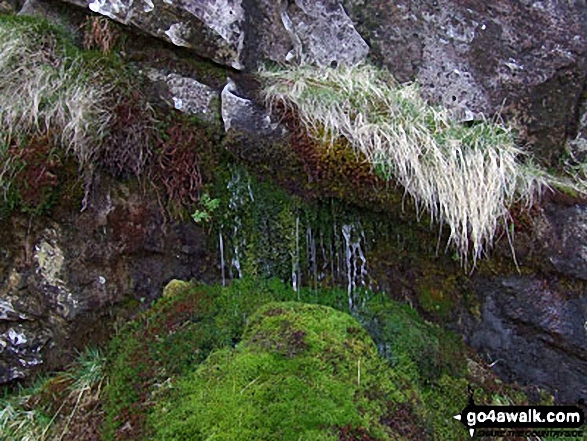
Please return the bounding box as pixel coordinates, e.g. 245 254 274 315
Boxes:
152 302 404 440
415 273 461 320
162 279 193 298
103 278 541 440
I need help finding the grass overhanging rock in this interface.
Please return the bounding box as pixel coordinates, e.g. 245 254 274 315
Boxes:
260 64 556 266
0 16 111 168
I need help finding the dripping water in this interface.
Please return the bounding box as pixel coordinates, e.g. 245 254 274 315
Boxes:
219 227 226 286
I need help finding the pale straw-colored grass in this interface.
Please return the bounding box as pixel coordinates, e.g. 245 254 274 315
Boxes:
0 19 111 168
260 64 551 266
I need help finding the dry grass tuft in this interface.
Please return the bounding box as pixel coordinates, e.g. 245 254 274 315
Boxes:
0 18 111 172
82 16 118 55
99 91 156 178
260 64 554 266
0 348 105 441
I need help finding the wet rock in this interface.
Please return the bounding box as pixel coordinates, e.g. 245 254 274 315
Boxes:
0 324 51 383
468 276 587 403
0 173 214 383
34 229 82 320
538 203 587 281
342 0 587 163
569 97 587 164
0 0 20 13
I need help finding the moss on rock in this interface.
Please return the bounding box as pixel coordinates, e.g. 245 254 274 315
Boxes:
152 302 406 440
103 278 537 440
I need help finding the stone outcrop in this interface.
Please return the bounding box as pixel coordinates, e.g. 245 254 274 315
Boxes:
539 203 587 281
242 0 368 68
468 275 587 403
58 0 368 69
5 0 587 407
0 174 214 382
145 68 220 122
341 0 587 164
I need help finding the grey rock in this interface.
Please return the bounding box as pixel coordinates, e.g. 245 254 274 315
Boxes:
0 0 20 13
0 173 214 384
221 78 281 134
469 276 587 403
61 0 367 69
63 0 246 68
280 0 369 66
0 299 28 321
568 99 587 164
539 203 587 281
145 69 220 122
0 324 51 383
342 0 587 163
33 229 83 320
243 0 368 68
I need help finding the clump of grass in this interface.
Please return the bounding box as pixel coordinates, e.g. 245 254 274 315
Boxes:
0 16 111 168
0 347 105 441
260 64 552 266
0 391 54 441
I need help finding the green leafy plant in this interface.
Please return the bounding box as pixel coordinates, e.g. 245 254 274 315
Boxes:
191 192 220 224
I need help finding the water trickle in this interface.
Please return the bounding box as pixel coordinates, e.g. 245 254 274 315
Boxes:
226 167 250 279
232 237 242 279
219 228 226 286
292 216 300 294
218 165 373 301
306 226 317 290
341 223 369 310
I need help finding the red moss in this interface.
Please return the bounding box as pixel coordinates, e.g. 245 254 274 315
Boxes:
9 133 62 210
153 123 204 207
99 92 155 178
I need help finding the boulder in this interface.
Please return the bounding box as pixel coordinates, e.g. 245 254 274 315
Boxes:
57 0 368 69
145 68 220 122
243 0 368 68
468 275 587 403
221 78 282 134
342 0 587 163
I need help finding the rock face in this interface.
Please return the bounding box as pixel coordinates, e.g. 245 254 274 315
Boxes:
341 0 587 164
145 68 220 122
7 0 587 406
539 203 587 281
569 98 587 166
242 0 368 68
0 174 214 382
221 78 282 134
468 276 587 403
60 0 368 69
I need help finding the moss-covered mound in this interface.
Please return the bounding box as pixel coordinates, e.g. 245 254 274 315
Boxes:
103 278 533 440
152 302 407 440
